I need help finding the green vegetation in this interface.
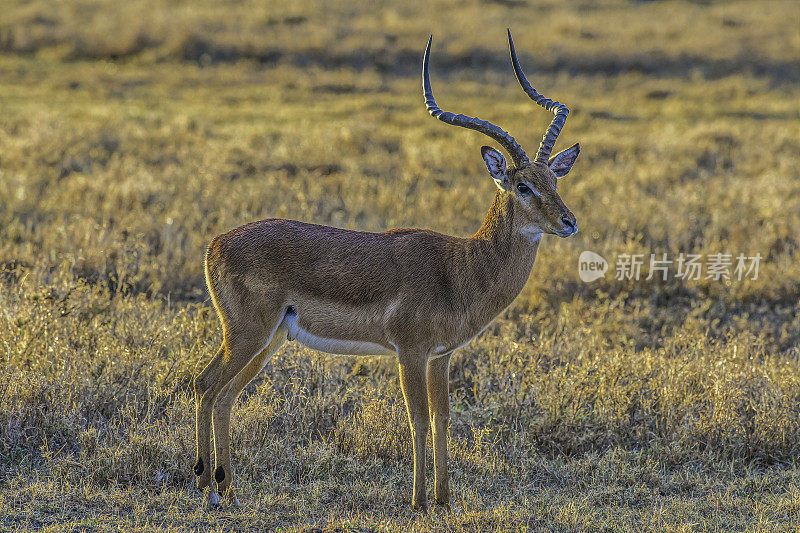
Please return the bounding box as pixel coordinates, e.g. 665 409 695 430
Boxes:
1 0 799 530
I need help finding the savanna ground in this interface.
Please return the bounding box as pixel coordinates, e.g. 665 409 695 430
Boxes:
1 0 799 531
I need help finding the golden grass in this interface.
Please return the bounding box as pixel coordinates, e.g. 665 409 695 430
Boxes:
1 0 799 530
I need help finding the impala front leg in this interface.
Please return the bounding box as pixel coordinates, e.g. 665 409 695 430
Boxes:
398 350 430 511
427 354 451 507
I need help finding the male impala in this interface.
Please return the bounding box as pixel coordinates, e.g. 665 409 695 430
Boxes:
193 30 581 511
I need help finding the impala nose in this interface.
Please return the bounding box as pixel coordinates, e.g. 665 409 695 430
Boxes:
561 216 577 235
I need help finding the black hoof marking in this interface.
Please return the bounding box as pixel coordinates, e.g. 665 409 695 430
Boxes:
214 465 226 483
194 457 204 476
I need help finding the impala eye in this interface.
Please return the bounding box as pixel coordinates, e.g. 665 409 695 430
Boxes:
516 183 531 194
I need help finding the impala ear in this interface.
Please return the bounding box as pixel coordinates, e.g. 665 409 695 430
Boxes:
481 146 509 190
548 143 580 178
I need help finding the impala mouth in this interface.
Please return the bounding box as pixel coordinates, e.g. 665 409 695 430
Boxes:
556 218 578 237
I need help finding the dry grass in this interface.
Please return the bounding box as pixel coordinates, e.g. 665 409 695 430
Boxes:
1 0 799 531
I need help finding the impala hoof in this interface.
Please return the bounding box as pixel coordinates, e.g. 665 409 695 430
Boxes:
435 500 452 512
205 491 221 509
219 488 240 508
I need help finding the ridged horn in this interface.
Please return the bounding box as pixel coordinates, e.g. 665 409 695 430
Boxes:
507 29 569 165
423 36 530 168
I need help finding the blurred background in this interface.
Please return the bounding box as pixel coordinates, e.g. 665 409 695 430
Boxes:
1 1 799 530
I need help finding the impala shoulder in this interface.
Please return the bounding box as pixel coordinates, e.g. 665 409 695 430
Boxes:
384 227 456 244
385 229 454 258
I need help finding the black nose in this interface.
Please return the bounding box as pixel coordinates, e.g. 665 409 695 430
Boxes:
561 216 575 231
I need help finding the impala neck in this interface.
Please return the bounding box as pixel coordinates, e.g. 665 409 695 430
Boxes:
473 189 539 251
460 190 540 320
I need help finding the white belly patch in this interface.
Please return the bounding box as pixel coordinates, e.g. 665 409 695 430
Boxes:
282 310 395 356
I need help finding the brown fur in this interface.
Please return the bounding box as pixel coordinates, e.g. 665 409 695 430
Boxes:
193 154 579 510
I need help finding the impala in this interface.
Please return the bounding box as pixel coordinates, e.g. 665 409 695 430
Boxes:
193 30 581 511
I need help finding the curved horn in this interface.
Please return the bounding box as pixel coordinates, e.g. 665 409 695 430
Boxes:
507 29 569 165
423 36 530 168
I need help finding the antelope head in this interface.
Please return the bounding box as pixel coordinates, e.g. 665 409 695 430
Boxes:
423 30 580 241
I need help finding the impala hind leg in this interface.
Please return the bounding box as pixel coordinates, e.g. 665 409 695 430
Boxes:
212 323 288 505
398 350 430 511
194 344 224 492
193 299 285 507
